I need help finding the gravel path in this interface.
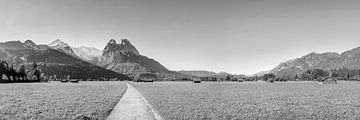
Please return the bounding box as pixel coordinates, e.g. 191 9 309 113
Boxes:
106 83 162 120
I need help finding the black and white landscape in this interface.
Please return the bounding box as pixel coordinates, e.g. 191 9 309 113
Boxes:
1 0 360 120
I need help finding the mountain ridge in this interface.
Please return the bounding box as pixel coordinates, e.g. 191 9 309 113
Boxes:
269 47 360 77
0 40 129 80
48 39 77 57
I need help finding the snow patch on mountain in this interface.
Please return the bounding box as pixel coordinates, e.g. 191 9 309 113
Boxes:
72 46 102 61
48 39 77 57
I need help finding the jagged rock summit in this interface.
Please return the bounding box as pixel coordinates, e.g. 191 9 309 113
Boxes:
100 39 173 77
49 39 68 48
103 39 140 56
24 40 40 50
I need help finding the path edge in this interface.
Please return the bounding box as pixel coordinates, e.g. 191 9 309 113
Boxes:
134 83 163 120
106 82 163 120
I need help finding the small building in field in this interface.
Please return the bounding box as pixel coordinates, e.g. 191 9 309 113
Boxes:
193 79 201 83
319 77 337 84
237 78 244 82
70 79 79 83
266 78 274 83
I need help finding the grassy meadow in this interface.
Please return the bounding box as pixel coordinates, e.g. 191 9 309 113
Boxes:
0 82 127 120
132 81 360 120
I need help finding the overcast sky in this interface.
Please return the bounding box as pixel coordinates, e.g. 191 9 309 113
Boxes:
1 0 360 75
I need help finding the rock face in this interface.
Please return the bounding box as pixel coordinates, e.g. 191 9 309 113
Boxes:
48 39 77 57
100 39 172 77
72 46 102 63
270 47 360 77
24 40 41 50
103 39 139 56
0 41 27 50
0 40 129 79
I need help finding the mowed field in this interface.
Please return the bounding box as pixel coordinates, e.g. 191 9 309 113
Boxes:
132 81 360 120
0 82 127 120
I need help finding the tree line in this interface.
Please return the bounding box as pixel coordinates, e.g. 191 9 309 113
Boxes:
247 68 360 82
301 68 360 80
0 61 41 82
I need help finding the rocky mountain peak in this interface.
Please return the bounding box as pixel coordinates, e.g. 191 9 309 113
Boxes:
103 39 140 55
48 39 76 56
100 38 172 77
24 40 36 45
49 39 69 48
108 39 117 45
119 39 139 55
121 39 130 45
24 40 40 50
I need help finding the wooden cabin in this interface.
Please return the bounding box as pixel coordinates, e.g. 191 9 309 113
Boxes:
319 77 337 84
193 79 201 83
70 79 79 83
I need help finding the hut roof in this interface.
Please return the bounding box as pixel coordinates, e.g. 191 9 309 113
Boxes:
320 77 338 82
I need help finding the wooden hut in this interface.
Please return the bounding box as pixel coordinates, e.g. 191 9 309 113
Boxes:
266 78 274 83
193 79 201 83
319 77 337 84
70 79 79 83
60 79 68 83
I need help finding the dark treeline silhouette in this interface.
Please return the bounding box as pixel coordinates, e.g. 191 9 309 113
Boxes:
301 68 360 81
249 68 360 82
0 60 41 83
200 75 244 82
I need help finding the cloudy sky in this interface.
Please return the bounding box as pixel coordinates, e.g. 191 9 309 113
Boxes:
1 0 360 75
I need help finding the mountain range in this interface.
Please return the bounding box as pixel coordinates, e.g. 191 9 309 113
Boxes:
0 40 128 79
268 47 360 77
0 38 182 80
4 38 359 80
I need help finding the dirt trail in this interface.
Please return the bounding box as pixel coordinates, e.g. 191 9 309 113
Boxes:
107 83 162 120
